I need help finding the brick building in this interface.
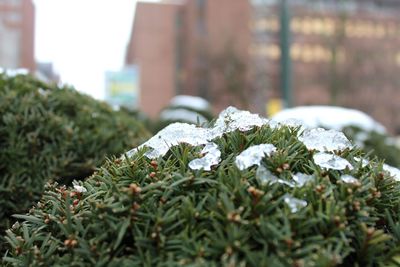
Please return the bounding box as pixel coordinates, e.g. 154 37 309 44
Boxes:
0 0 35 71
251 0 400 132
126 0 400 132
126 0 250 117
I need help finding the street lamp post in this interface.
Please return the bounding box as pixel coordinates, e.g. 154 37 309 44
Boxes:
280 0 293 107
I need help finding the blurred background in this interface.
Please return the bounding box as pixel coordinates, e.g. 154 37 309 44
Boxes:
1 0 400 133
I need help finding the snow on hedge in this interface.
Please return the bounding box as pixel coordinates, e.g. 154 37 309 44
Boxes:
169 95 211 111
272 106 386 133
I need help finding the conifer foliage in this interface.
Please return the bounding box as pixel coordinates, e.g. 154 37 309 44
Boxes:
0 73 149 234
4 107 400 266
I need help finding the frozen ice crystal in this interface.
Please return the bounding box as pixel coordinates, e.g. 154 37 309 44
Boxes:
298 128 352 152
256 166 295 187
383 164 400 181
292 172 314 187
235 144 277 170
313 152 353 170
340 174 358 184
210 106 269 138
189 142 221 171
283 194 308 213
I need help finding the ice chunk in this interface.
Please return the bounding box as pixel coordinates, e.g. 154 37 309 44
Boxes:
383 164 400 181
210 106 269 138
160 108 208 124
298 128 352 152
256 166 295 187
189 142 221 171
340 174 358 184
292 172 314 187
313 152 353 170
235 144 276 170
283 194 307 213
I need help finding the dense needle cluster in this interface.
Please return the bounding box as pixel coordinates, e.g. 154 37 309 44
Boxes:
3 107 400 266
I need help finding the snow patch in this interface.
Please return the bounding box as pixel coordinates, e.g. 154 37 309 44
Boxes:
313 152 353 170
299 128 352 152
292 172 314 187
256 166 295 187
189 142 221 171
383 164 400 181
210 107 269 138
283 195 308 213
169 95 210 111
272 106 386 133
235 144 276 170
125 107 271 160
340 174 359 184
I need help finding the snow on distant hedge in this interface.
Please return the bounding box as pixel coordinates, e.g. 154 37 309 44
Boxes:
169 95 211 111
272 106 386 133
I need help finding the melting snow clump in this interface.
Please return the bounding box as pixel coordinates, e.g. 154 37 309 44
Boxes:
340 175 359 184
125 107 271 160
292 173 314 187
72 181 87 193
235 144 277 170
382 164 400 181
298 128 352 152
189 142 221 171
271 105 386 133
125 123 210 159
256 165 295 187
313 152 353 170
283 194 308 213
210 107 269 138
169 95 211 111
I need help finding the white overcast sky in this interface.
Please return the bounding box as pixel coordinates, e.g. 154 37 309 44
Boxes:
33 0 159 100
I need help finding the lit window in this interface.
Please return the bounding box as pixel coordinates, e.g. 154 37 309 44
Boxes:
396 53 400 66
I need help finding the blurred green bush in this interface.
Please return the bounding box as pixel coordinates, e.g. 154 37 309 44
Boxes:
0 73 149 237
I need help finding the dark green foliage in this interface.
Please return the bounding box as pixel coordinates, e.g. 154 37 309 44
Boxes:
343 126 400 167
4 121 400 266
0 73 149 235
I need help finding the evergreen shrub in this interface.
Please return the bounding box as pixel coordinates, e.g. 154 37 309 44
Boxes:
4 107 400 266
0 73 149 234
342 126 400 168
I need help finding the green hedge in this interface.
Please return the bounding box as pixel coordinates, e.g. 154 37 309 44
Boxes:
343 126 400 168
0 73 149 236
3 107 400 266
